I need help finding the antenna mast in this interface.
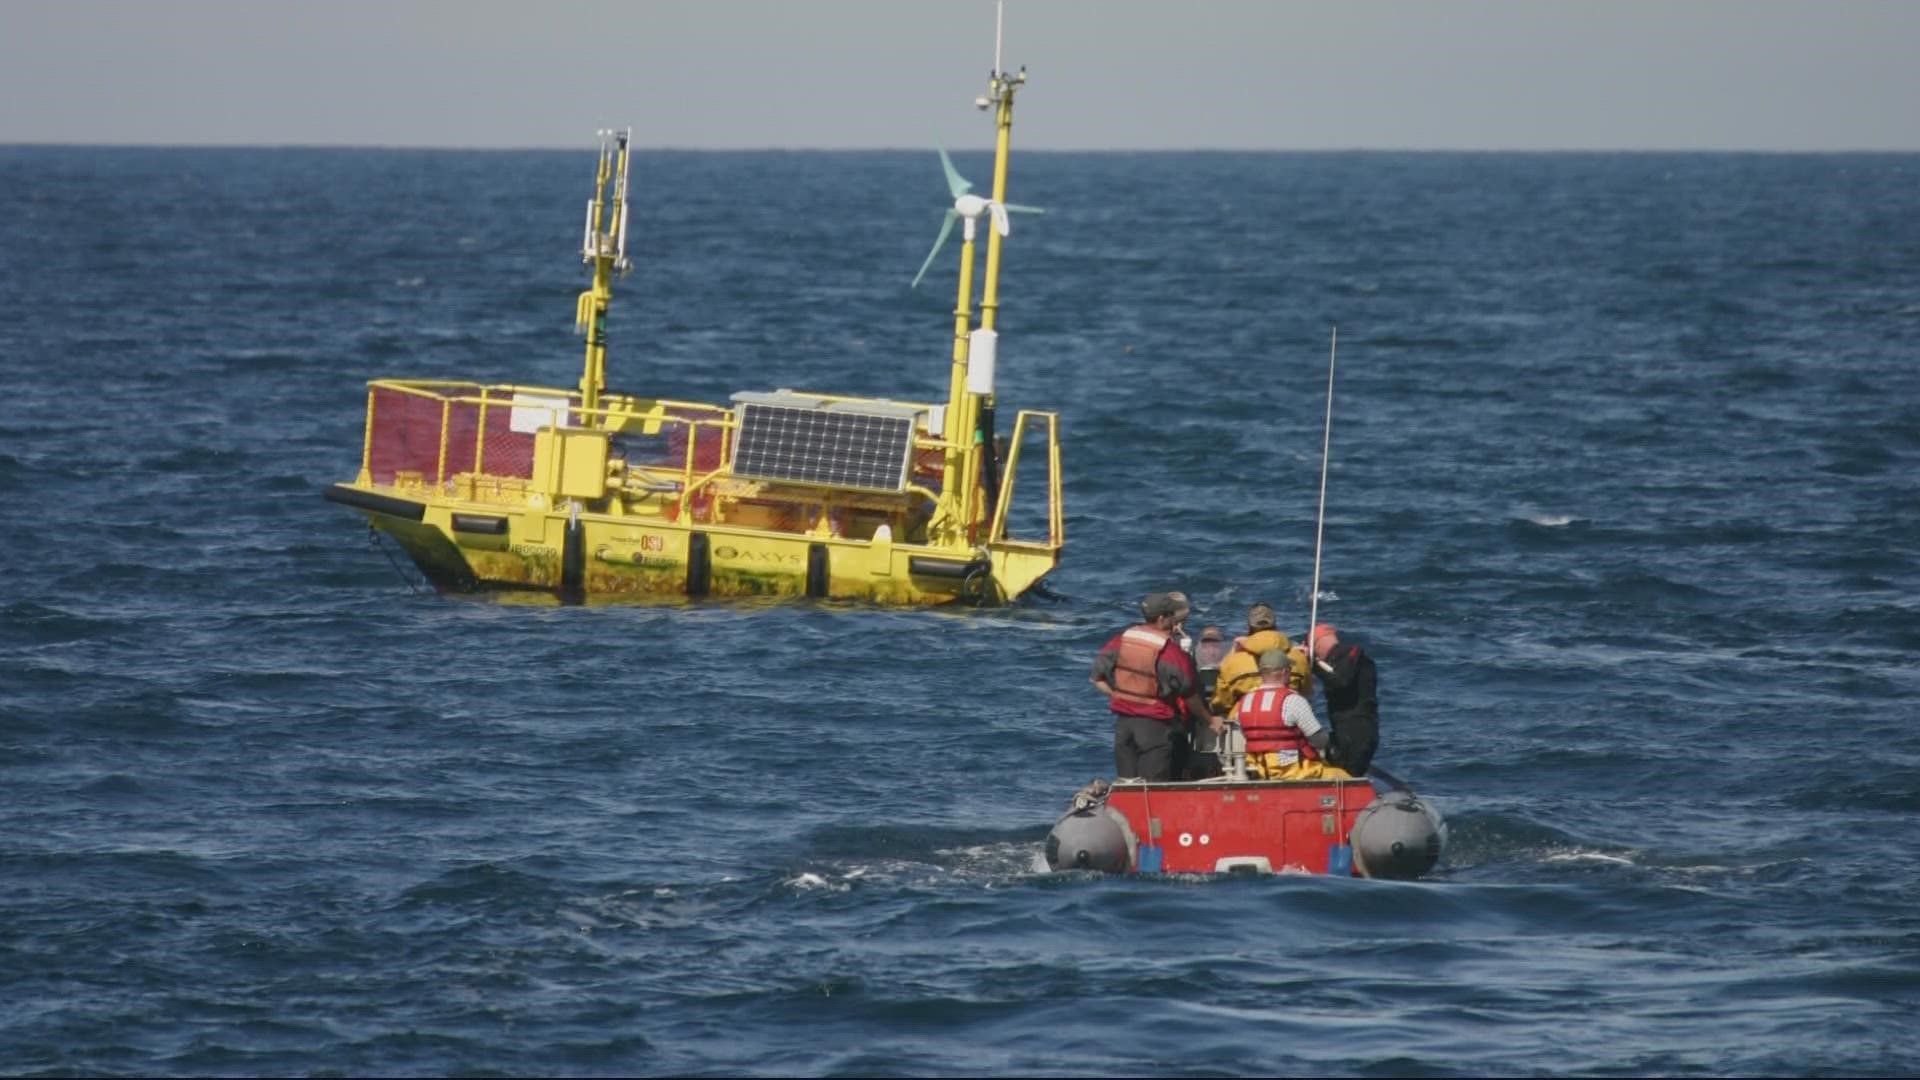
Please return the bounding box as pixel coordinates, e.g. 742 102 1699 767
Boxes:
1307 327 1338 657
995 0 1004 76
957 2 1027 537
576 127 633 423
976 2 1023 337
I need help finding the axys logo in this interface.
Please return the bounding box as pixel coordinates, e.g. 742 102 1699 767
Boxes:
713 545 801 564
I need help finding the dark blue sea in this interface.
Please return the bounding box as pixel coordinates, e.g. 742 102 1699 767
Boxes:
2 145 1917 1077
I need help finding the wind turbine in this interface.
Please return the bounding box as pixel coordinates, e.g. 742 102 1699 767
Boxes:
910 147 1043 289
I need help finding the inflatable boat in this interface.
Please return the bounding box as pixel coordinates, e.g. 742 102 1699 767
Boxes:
1044 751 1444 879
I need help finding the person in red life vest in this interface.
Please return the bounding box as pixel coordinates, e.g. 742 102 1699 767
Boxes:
1310 623 1379 777
1091 592 1222 782
1230 649 1352 780
1161 590 1212 779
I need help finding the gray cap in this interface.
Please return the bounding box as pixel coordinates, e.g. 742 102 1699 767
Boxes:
1257 648 1291 672
1139 592 1177 620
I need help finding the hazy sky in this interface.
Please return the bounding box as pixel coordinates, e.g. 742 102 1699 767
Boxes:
4 0 1916 151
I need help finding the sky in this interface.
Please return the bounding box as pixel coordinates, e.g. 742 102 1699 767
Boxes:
3 0 1917 151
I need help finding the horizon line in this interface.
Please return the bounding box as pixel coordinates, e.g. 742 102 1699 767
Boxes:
5 141 1919 155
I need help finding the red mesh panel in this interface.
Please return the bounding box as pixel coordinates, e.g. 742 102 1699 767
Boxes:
472 398 535 480
755 500 802 531
621 428 671 468
666 407 727 472
366 388 540 486
913 447 945 491
623 409 727 474
440 396 535 481
664 490 717 524
367 387 446 486
442 400 479 479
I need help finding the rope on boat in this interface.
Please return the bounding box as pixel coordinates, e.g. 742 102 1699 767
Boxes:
1025 579 1066 602
367 524 425 594
1365 762 1416 796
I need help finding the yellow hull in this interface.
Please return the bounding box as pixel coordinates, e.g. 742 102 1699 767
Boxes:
331 104 1057 608
326 477 1059 606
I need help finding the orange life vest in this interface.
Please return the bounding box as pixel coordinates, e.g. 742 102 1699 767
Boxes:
1109 625 1175 720
1233 684 1319 758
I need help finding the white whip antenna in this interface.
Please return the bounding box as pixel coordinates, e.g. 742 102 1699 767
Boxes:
994 0 1004 74
1307 326 1338 662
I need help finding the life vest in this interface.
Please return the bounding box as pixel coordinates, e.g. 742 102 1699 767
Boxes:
1109 625 1175 720
1233 684 1318 758
1211 630 1277 708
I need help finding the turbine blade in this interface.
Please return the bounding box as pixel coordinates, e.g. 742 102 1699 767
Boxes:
938 148 973 199
988 201 1010 237
1003 202 1045 215
911 210 959 290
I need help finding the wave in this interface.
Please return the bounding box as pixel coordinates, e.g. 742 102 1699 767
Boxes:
1515 510 1587 528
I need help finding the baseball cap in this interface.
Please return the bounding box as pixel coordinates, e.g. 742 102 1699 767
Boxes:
1139 592 1177 619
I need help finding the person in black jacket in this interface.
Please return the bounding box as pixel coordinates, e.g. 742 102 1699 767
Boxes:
1309 623 1378 776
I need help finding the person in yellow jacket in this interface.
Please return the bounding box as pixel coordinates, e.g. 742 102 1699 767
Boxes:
1229 649 1353 781
1209 602 1312 715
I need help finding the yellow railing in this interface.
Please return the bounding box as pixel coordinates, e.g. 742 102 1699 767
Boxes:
987 409 1063 549
356 378 984 539
358 379 736 508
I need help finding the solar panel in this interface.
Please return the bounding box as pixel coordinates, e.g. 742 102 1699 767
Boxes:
730 402 915 492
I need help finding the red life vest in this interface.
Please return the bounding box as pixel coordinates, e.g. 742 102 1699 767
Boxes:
1233 684 1318 758
1109 625 1176 721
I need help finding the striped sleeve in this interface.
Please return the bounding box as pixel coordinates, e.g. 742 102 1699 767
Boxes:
1282 692 1322 737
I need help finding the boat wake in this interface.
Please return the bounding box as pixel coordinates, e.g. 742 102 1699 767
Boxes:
1442 810 1811 883
776 826 1053 891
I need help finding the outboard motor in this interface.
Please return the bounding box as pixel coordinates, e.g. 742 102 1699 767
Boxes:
1043 779 1136 873
1349 792 1445 880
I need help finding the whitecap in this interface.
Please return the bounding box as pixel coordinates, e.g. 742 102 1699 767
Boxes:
786 871 849 892
1544 850 1634 865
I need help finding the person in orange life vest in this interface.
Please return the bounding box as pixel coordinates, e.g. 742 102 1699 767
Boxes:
1091 592 1222 782
1230 648 1353 781
1166 591 1195 656
1209 602 1311 716
1310 623 1379 777
1161 590 1208 779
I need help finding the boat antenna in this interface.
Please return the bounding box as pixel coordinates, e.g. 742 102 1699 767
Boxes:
994 0 1004 76
1300 332 1421 802
1306 326 1337 659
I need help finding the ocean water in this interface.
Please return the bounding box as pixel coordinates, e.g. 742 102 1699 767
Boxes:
2 145 1918 1077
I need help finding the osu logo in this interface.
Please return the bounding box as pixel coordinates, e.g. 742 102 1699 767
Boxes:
639 534 665 552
